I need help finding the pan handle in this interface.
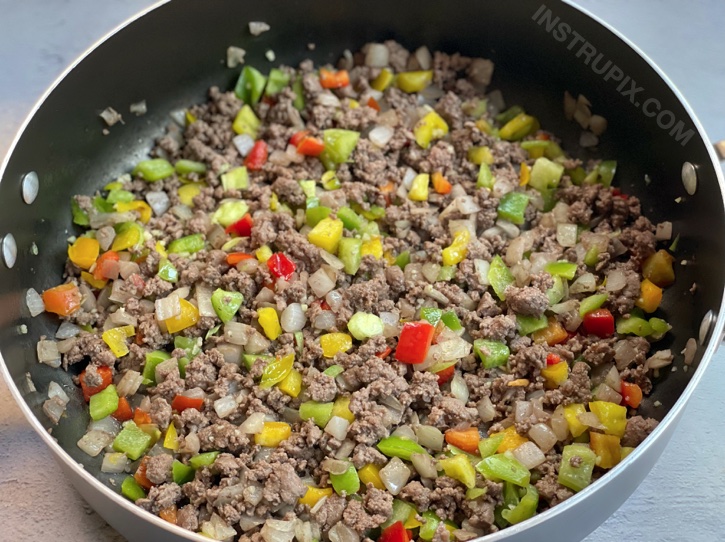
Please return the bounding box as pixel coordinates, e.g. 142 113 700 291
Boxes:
715 140 725 162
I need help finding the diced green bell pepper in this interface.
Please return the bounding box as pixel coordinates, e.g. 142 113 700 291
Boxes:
476 454 530 487
142 350 172 385
299 180 317 199
546 275 566 305
597 160 617 187
441 311 463 331
306 206 332 227
322 129 360 165
168 233 205 255
347 312 383 340
337 206 365 231
529 157 565 192
579 293 608 317
94 195 115 213
189 451 220 470
221 166 249 191
338 237 363 275
211 200 248 228
478 434 506 458
242 353 273 371
501 484 538 524
474 339 510 369
488 256 515 301
558 444 597 492
235 65 267 105
172 459 196 485
292 76 305 110
113 421 154 460
330 463 361 496
419 510 443 541
439 454 477 488
649 317 671 338
174 336 201 361
516 314 548 335
300 401 334 428
395 250 410 270
499 113 539 141
321 170 341 190
497 192 529 225
89 384 119 421
265 68 290 96
421 307 443 326
175 159 207 175
211 288 244 323
323 365 344 378
495 105 525 125
121 476 147 501
377 436 427 461
157 258 179 283
545 260 578 280
437 265 456 281
71 199 90 226
616 316 653 337
106 189 135 204
466 487 488 500
476 162 495 189
133 159 175 182
382 499 417 529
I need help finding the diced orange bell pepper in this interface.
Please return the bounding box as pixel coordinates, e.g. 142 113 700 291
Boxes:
133 409 153 426
134 456 154 490
319 68 350 89
590 432 621 469
79 365 113 402
68 237 100 270
159 506 178 525
93 250 120 280
112 396 134 422
43 283 83 316
635 278 663 313
226 252 254 266
445 427 481 454
366 97 381 111
641 249 675 287
493 425 529 453
297 136 325 157
532 317 569 346
432 172 452 195
621 381 643 408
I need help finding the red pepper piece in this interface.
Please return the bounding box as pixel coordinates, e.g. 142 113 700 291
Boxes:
319 68 350 89
134 457 154 490
366 97 381 111
112 396 134 422
581 308 615 338
290 130 311 147
296 136 325 157
376 347 393 359
379 521 410 542
267 253 296 281
244 140 268 171
171 394 204 413
225 212 254 237
436 365 455 385
546 353 561 366
612 188 629 200
395 321 435 365
621 381 643 408
79 365 113 402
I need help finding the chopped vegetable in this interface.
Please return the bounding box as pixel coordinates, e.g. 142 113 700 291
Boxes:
338 237 363 275
529 157 564 192
413 110 449 149
473 339 510 368
322 129 360 165
172 460 195 485
164 298 200 334
558 444 597 492
133 159 174 182
277 368 302 398
299 486 334 508
642 249 675 287
497 192 529 225
257 307 282 340
635 278 663 313
68 237 100 269
171 394 204 413
244 140 268 171
189 451 220 469
541 361 569 388
307 217 344 253
42 283 82 316
499 113 538 141
589 432 621 469
501 485 539 524
102 325 135 358
581 308 615 338
441 229 470 266
439 454 476 488
545 260 578 280
488 256 515 300
330 462 360 495
377 435 427 461
267 252 296 280
232 105 261 138
175 159 207 175
347 312 384 340
89 384 120 421
621 381 643 409
396 70 433 93
579 293 608 317
300 401 334 428
563 403 587 438
395 321 435 364
112 221 144 252
319 68 350 89
211 288 244 323
221 166 249 191
113 421 153 460
121 476 147 501
254 422 291 447
225 213 254 237
492 426 529 453
589 401 627 437
235 65 267 105
476 454 530 487
359 463 385 490
408 173 430 201
259 353 294 388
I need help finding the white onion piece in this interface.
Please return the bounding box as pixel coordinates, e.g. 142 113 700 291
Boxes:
505 236 527 266
414 46 432 70
241 412 266 434
109 308 137 327
322 458 352 475
269 149 292 166
314 310 337 331
48 381 70 405
202 513 238 541
365 43 389 67
37 339 61 368
42 397 67 424
456 195 481 215
595 383 623 404
117 261 139 280
402 168 416 189
549 299 579 315
316 92 341 108
325 290 344 312
56 321 81 339
579 131 599 148
101 452 129 474
96 226 116 251
88 415 121 436
578 412 605 430
496 219 520 239
379 457 411 495
320 250 345 271
450 374 470 405
411 452 438 479
249 21 270 35
469 58 494 86
116 370 143 397
512 441 546 469
146 191 170 216
655 221 673 241
605 365 623 390
415 425 444 451
109 279 132 304
614 340 638 370
193 283 216 318
477 396 496 423
645 350 673 370
683 337 697 365
514 401 533 424
550 406 569 441
329 523 360 542
233 134 255 157
334 439 356 460
369 125 395 148
473 259 491 286
391 425 417 442
155 293 181 322
309 268 336 298
245 329 271 354
556 223 578 247
214 396 237 419
589 115 608 136
528 423 557 452
281 303 306 333
224 322 249 345
605 269 628 292
26 288 45 317
569 273 597 294
421 262 441 283
325 416 350 440
170 204 194 221
77 430 115 457
56 338 78 355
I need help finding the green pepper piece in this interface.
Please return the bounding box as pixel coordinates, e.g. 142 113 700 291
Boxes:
299 180 317 199
113 421 154 460
503 480 521 510
265 68 291 96
499 113 539 141
322 129 360 165
377 436 427 461
330 463 361 496
437 265 456 281
615 316 653 337
211 200 249 228
478 434 505 458
546 276 566 305
211 288 244 323
168 233 205 255
476 454 530 487
205 324 221 340
299 401 334 428
501 484 538 524
133 159 175 182
597 160 617 187
174 336 201 360
157 258 179 283
395 250 411 270
292 75 305 110
338 237 363 275
495 105 525 125
558 444 597 492
419 511 443 541
242 353 273 371
89 384 119 421
94 195 115 213
567 166 587 185
516 314 549 335
579 293 608 317
540 187 558 212
71 199 90 226
360 205 386 221
441 311 462 331
175 159 207 175
529 157 565 192
649 317 671 338
106 189 135 204
583 245 600 268
172 459 196 485
439 454 477 488
220 166 249 191
545 141 564 159
476 162 495 189
497 192 529 225
142 350 172 385
189 451 220 470
420 307 443 326
473 339 510 369
306 206 332 227
234 65 267 105
323 365 344 378
121 476 147 501
488 255 515 301
466 487 488 501
380 500 416 529
337 207 365 231
321 170 341 190
519 139 550 157
545 260 578 280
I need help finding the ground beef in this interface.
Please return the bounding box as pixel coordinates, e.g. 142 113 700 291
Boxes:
145 454 174 485
304 368 338 402
310 494 347 530
505 285 550 316
428 396 479 430
558 361 592 405
136 483 182 514
176 504 199 532
621 415 659 447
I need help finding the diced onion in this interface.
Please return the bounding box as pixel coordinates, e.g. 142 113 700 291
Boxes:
116 370 143 397
37 339 61 368
528 423 557 452
214 396 237 419
146 191 170 216
202 513 238 541
325 416 350 440
321 458 351 475
589 115 608 136
456 195 481 215
579 131 599 148
109 279 132 304
414 46 432 70
88 415 121 436
655 222 673 241
411 452 438 479
233 134 255 157
118 261 140 280
179 432 200 454
477 396 496 423
605 365 623 390
578 412 605 430
365 43 390 67
369 125 395 148
645 349 673 370
569 273 596 294
245 329 271 354
281 303 306 333
317 92 341 108
391 425 417 442
240 412 266 434
556 223 578 247
309 268 336 298
56 321 81 339
379 457 411 495
329 523 360 542
77 430 115 457
496 219 520 239
320 250 345 271
26 288 45 317
101 452 130 474
415 425 444 451
514 401 532 424
314 310 337 331
550 406 569 441
224 322 249 345
512 441 546 469
325 290 344 312
335 439 356 460
595 383 623 404
605 269 628 292
43 397 67 424
48 381 70 405
683 337 697 365
249 21 271 35
614 340 638 370
155 293 181 322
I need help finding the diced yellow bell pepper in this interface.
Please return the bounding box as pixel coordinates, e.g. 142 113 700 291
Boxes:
269 192 279 211
438 454 476 489
163 423 179 451
299 485 334 508
178 183 205 207
404 509 423 529
115 200 152 224
232 105 261 138
332 395 355 423
475 118 494 135
396 70 433 93
358 464 385 490
112 223 143 252
563 403 588 438
307 217 344 254
408 173 430 201
499 113 539 141
413 110 449 149
185 109 197 125
641 249 675 287
68 237 100 270
540 361 569 389
493 425 529 453
254 421 291 447
278 368 302 398
361 237 383 260
383 250 396 266
102 325 135 358
467 146 494 165
620 446 635 460
256 245 273 263
371 68 394 92
164 298 199 334
320 333 353 358
155 241 168 259
589 432 621 469
532 318 569 347
81 271 107 289
635 278 663 313
257 307 282 340
348 99 360 109
441 229 470 266
520 162 531 186
588 401 627 438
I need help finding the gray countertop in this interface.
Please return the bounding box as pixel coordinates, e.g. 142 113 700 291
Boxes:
1 1 724 541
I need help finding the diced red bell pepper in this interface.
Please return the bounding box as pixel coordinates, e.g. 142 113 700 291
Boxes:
621 381 643 408
134 457 154 490
366 97 381 111
225 212 254 237
290 130 311 147
171 394 204 413
376 347 393 359
395 321 435 365
226 252 254 266
379 521 410 542
611 188 629 200
436 365 455 385
546 353 561 366
79 365 113 402
133 408 153 426
320 300 331 311
93 250 120 280
244 140 268 171
112 396 134 422
581 308 615 338
319 68 350 89
296 136 325 157
267 252 296 281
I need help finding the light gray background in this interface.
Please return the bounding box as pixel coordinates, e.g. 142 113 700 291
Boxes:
1 1 724 541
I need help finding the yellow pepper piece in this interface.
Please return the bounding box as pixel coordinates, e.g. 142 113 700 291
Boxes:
254 421 291 447
383 250 396 266
257 307 282 340
404 509 423 529
499 113 539 141
494 425 529 453
371 68 394 92
307 217 344 254
102 325 135 358
441 229 470 266
260 353 294 389
278 368 302 398
540 361 569 389
635 278 663 313
467 146 494 166
178 182 205 207
299 486 334 508
358 464 385 490
396 70 433 93
232 105 261 138
320 333 353 358
115 200 152 224
185 109 197 125
155 241 168 259
348 99 360 109
475 118 494 135
332 395 355 423
104 181 123 191
620 446 635 460
520 162 531 186
164 298 199 334
563 403 588 438
81 271 107 289
438 454 476 489
111 224 143 252
532 317 569 347
588 401 627 438
589 432 621 469
256 245 273 263
641 249 675 287
68 237 100 270
163 423 179 451
413 110 449 149
408 173 430 202
269 192 279 211
361 237 383 260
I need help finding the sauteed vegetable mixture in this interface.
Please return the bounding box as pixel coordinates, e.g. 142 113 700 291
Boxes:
36 41 675 540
